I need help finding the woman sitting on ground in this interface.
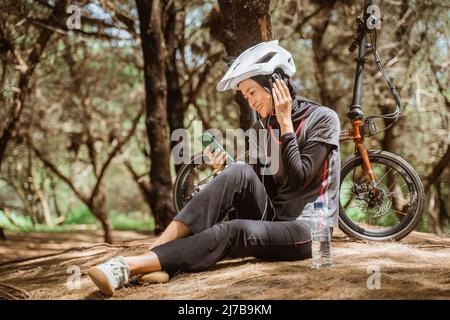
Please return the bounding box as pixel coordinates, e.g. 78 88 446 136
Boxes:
88 40 340 296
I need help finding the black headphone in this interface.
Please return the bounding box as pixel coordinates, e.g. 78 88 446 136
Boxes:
271 72 283 82
268 72 285 115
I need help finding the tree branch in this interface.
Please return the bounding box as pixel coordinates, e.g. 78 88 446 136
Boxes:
123 160 151 200
28 138 89 204
428 57 450 110
281 5 326 41
185 50 222 106
424 144 450 193
89 106 144 203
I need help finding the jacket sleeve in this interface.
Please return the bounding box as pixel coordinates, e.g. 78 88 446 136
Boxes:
280 108 340 191
280 132 331 192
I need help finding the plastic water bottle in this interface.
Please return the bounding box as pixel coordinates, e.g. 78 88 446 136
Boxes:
310 218 332 269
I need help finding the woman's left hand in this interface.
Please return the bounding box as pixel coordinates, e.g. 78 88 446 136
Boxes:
272 79 294 135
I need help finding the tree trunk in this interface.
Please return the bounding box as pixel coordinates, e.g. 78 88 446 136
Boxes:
51 179 63 218
165 0 187 173
97 211 113 244
0 0 68 168
310 1 337 108
136 0 175 234
35 187 53 227
0 227 6 241
424 144 450 193
380 119 396 152
435 178 449 230
217 0 273 130
13 183 37 225
91 184 113 244
427 187 442 234
28 150 53 226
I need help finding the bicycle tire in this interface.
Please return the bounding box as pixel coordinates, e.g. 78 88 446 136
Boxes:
173 153 211 212
339 150 425 241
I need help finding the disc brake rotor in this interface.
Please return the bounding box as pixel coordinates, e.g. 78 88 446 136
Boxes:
352 182 392 218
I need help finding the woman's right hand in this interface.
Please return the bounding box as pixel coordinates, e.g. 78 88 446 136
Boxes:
204 146 227 170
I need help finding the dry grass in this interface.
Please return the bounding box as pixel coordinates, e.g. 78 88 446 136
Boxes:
0 229 449 300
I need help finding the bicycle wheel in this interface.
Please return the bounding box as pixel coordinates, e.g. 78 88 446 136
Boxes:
173 153 217 212
339 150 424 241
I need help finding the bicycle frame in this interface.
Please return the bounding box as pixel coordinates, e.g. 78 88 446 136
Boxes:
342 0 379 184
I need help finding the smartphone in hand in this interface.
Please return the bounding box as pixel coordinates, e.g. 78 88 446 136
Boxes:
200 132 234 162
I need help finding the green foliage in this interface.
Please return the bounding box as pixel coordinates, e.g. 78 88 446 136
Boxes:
0 207 154 233
110 210 154 231
0 211 34 232
64 206 97 225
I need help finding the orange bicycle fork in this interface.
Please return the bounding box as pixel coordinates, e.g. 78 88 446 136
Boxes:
351 120 377 185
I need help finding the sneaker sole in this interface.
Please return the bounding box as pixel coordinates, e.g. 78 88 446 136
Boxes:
88 266 115 296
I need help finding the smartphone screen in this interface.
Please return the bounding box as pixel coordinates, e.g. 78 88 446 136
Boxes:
200 132 234 162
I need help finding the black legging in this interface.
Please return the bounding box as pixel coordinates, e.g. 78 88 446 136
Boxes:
151 163 312 273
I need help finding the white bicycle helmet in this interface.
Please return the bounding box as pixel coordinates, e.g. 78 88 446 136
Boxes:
217 40 296 92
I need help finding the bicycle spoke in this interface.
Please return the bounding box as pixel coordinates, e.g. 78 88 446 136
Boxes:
196 175 214 186
388 176 407 192
397 183 408 190
387 208 408 216
376 167 392 185
346 205 363 209
389 196 411 205
357 202 368 224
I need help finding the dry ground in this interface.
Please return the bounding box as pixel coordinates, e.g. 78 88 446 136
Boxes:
0 228 449 300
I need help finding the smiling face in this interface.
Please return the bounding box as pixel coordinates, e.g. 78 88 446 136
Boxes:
238 79 273 118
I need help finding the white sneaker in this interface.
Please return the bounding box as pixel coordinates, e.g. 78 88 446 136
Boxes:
88 256 130 296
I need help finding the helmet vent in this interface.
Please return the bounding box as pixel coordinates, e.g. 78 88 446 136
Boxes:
256 52 276 64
